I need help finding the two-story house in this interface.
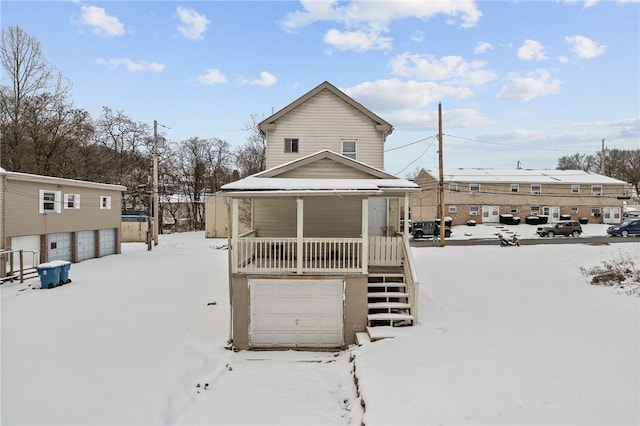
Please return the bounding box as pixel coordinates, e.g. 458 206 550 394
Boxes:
0 169 126 281
221 81 420 350
412 168 629 225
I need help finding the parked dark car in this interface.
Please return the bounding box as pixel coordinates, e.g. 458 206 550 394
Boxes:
536 221 582 237
411 221 451 239
607 219 640 237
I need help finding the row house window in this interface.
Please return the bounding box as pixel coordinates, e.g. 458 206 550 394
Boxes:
591 185 603 196
469 205 479 216
531 184 542 195
510 184 519 193
469 183 480 194
571 185 580 193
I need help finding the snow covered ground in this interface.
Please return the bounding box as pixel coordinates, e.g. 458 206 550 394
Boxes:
1 228 638 425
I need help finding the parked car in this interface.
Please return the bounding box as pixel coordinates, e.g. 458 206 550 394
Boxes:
411 221 451 239
536 221 582 237
607 219 640 237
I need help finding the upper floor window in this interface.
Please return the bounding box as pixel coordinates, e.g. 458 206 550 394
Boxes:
64 193 80 209
284 138 299 153
100 196 112 210
341 139 357 160
469 184 480 194
510 184 519 193
39 190 61 213
449 183 459 192
591 185 602 196
531 184 542 195
571 185 580 194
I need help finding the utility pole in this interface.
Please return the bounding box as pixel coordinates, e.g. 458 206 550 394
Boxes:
153 120 159 246
600 138 606 176
438 103 446 248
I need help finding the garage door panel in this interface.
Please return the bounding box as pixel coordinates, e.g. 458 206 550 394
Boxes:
250 279 344 348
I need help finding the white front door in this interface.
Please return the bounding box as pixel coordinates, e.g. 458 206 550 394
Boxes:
250 279 344 348
482 206 499 223
368 197 387 236
543 206 560 221
603 207 621 224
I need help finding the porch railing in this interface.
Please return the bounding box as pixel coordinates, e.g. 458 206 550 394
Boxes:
400 236 419 323
233 235 407 274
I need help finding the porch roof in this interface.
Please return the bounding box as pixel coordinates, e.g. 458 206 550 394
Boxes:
221 177 418 197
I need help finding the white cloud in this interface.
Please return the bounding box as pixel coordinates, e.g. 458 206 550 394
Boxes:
565 35 606 59
79 5 125 37
324 29 392 51
196 69 227 85
281 0 482 51
96 58 164 72
343 79 472 112
248 71 277 87
176 7 209 40
497 69 562 101
517 39 548 61
474 41 493 54
390 53 498 86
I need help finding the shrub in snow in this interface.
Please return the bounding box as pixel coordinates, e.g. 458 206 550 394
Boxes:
580 248 640 296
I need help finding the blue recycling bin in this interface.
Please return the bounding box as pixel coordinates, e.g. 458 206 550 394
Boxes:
37 263 61 289
57 261 72 285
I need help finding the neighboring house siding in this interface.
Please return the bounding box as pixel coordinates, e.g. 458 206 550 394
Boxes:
5 179 122 237
412 170 626 224
265 90 384 169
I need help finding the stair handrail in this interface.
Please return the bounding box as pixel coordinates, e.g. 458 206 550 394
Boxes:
400 236 419 323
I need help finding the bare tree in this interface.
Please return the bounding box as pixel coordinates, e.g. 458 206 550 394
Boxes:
234 113 266 178
556 153 598 171
0 25 73 172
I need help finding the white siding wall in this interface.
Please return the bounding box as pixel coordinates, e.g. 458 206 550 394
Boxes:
265 90 385 169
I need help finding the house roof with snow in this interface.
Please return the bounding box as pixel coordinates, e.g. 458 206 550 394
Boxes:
0 169 127 191
222 150 418 196
421 168 629 185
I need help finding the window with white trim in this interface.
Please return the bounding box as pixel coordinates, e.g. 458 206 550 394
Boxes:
571 185 580 194
448 205 457 213
510 184 519 193
510 205 518 214
571 207 579 214
530 206 540 216
341 139 357 160
469 184 480 194
531 184 541 195
284 138 299 153
591 185 602 196
449 183 459 192
100 196 112 210
591 207 601 217
469 205 479 216
64 193 80 209
39 190 61 213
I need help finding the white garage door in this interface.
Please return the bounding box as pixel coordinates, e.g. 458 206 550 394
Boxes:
10 235 40 268
250 279 344 348
99 228 116 256
77 230 96 261
48 232 72 262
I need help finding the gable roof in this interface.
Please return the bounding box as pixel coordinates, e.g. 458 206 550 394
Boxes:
258 81 393 137
420 168 628 185
221 150 418 195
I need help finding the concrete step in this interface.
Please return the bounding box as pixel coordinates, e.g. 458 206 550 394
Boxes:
367 302 411 310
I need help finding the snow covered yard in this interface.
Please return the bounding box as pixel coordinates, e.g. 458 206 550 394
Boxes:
2 231 638 425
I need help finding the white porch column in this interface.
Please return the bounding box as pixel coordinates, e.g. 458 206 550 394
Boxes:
296 198 303 274
404 192 410 239
361 198 368 274
231 198 239 273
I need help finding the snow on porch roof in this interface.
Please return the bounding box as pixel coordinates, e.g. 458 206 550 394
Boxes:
221 177 419 192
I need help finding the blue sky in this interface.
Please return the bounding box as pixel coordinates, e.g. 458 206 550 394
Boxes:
3 0 639 176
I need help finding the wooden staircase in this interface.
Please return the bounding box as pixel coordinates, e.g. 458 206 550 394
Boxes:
356 272 415 345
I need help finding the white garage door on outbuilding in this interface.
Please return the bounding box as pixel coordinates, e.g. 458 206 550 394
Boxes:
76 230 96 262
249 279 344 349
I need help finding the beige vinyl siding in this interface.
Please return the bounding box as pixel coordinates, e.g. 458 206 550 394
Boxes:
5 179 123 237
253 196 362 238
277 158 376 179
265 90 384 169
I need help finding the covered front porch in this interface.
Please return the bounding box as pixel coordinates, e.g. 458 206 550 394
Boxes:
228 194 411 275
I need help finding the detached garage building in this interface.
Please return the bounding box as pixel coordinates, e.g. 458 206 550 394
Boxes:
1 169 126 271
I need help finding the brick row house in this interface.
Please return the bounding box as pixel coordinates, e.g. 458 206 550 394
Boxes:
221 82 420 350
412 168 630 225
